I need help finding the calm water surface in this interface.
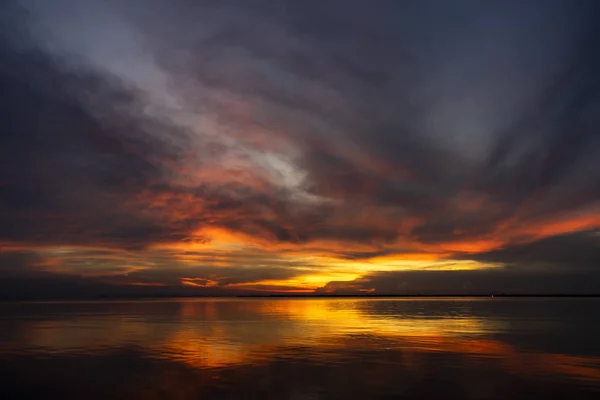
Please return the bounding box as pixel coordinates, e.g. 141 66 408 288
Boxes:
1 298 600 399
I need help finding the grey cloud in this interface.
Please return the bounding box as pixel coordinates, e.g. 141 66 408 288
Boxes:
461 230 600 271
318 268 600 295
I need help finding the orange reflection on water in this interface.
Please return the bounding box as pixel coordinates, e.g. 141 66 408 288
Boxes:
162 299 600 385
9 298 600 386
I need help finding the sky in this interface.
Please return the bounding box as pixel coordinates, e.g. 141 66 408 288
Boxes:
1 0 600 298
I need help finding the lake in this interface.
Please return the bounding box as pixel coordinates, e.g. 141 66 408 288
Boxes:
1 297 599 399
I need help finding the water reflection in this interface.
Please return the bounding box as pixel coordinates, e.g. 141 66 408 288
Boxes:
1 298 599 399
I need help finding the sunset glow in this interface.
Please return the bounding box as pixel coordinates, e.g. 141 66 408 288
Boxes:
1 0 599 298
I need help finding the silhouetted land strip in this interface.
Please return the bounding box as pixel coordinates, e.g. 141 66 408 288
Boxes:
3 294 600 302
236 294 600 298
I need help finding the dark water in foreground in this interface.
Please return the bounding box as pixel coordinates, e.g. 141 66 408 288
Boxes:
1 298 600 399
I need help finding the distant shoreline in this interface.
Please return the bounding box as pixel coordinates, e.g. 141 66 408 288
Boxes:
236 294 600 298
2 294 600 302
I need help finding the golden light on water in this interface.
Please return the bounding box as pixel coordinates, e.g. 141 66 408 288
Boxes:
13 298 600 385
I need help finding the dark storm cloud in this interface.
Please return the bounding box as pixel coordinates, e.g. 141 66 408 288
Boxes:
462 230 600 271
142 0 600 247
473 17 600 218
0 249 125 299
2 0 600 296
401 17 600 245
0 3 192 248
318 267 600 296
0 2 306 249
